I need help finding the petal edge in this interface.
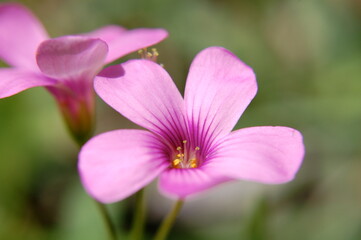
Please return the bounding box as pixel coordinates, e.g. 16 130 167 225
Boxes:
0 3 48 69
208 126 305 184
78 129 169 203
184 47 257 148
0 68 56 98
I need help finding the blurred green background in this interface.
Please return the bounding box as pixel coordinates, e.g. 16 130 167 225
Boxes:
1 0 361 239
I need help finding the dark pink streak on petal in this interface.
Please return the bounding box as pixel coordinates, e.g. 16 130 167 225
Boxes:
207 126 304 184
94 60 187 146
184 47 257 152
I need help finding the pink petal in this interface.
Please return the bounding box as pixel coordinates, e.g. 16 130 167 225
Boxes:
95 60 187 145
85 25 127 42
158 167 230 199
208 127 304 184
87 26 168 63
0 68 56 98
184 47 257 147
97 64 124 78
36 36 108 82
0 3 48 69
78 129 169 203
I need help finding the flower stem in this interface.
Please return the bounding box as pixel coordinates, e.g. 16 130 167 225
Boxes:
68 104 117 240
130 188 146 240
95 200 117 240
153 199 184 240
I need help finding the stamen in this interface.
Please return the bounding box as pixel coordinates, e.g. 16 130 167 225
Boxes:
189 159 198 168
137 48 160 63
172 158 182 168
182 140 188 163
151 48 159 57
171 141 201 169
146 52 153 58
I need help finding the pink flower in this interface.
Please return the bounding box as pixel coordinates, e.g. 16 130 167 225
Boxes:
0 3 167 143
78 47 305 203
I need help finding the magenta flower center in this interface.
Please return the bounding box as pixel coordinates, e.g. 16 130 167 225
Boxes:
171 140 201 169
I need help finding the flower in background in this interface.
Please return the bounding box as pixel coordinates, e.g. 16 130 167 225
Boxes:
0 3 168 144
79 47 305 203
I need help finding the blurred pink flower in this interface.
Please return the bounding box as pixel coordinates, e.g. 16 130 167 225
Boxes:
0 3 168 143
79 47 305 203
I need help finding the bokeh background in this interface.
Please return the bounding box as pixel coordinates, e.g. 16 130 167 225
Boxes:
1 0 361 239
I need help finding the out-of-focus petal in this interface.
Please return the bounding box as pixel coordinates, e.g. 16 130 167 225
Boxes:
97 64 125 78
78 129 169 203
0 3 48 69
95 60 187 145
208 126 304 184
85 25 127 43
36 36 108 82
0 68 56 98
158 167 230 199
87 26 168 63
184 47 257 149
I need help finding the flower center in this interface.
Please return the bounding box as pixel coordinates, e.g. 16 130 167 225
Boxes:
138 48 159 62
171 140 201 169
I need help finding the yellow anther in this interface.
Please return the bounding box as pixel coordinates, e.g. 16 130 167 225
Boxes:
146 52 153 58
172 142 200 169
173 159 181 165
137 49 144 54
172 158 182 168
151 48 159 57
189 159 198 168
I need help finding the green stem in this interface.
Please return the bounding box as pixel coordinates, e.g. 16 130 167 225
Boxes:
153 200 184 240
68 103 117 240
95 200 117 240
130 188 146 240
